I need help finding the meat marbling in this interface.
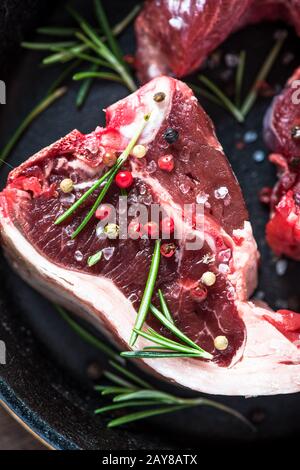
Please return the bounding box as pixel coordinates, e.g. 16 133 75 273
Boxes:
1 77 300 395
263 67 300 259
135 0 300 82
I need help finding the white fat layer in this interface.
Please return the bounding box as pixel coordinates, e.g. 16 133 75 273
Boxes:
118 77 173 144
1 213 300 396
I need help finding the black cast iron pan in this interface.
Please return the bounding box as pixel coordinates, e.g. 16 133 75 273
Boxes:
0 0 299 450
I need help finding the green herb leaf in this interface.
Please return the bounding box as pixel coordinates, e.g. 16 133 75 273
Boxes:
103 371 137 389
158 289 174 324
121 351 202 359
198 75 244 123
240 31 287 117
21 41 77 51
113 390 178 404
37 26 78 37
87 250 103 267
94 400 159 414
94 0 124 64
149 304 212 359
107 405 189 428
73 70 124 84
129 240 161 347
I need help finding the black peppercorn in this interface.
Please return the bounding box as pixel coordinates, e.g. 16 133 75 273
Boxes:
291 125 300 140
164 128 179 144
153 92 166 102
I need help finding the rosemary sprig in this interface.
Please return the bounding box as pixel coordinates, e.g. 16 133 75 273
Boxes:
0 86 67 168
67 4 136 92
129 240 161 347
240 31 287 117
123 304 212 360
127 242 211 359
198 75 244 123
69 114 150 239
194 32 287 123
56 306 253 430
22 3 139 108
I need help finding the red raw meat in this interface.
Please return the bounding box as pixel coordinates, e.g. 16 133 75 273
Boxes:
135 0 300 82
1 77 299 395
263 68 300 259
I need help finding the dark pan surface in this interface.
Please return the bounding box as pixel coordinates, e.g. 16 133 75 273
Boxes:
0 0 299 450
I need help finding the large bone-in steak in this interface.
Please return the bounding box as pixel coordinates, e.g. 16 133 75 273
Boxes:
263 67 300 259
135 0 300 82
0 77 299 395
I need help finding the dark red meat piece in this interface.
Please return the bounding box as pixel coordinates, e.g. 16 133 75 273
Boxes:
135 0 300 82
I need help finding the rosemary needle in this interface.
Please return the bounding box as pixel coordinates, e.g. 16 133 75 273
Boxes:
129 240 161 347
0 86 67 168
73 70 124 84
94 0 124 65
158 289 174 324
198 75 244 123
240 31 287 117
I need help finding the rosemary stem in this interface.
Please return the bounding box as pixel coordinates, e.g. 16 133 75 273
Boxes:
130 240 161 347
73 71 124 84
240 31 287 117
54 165 115 225
94 0 124 64
158 289 174 324
198 75 244 123
0 87 67 168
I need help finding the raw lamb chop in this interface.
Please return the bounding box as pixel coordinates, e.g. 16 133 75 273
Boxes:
0 77 299 395
263 67 300 259
135 0 300 82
